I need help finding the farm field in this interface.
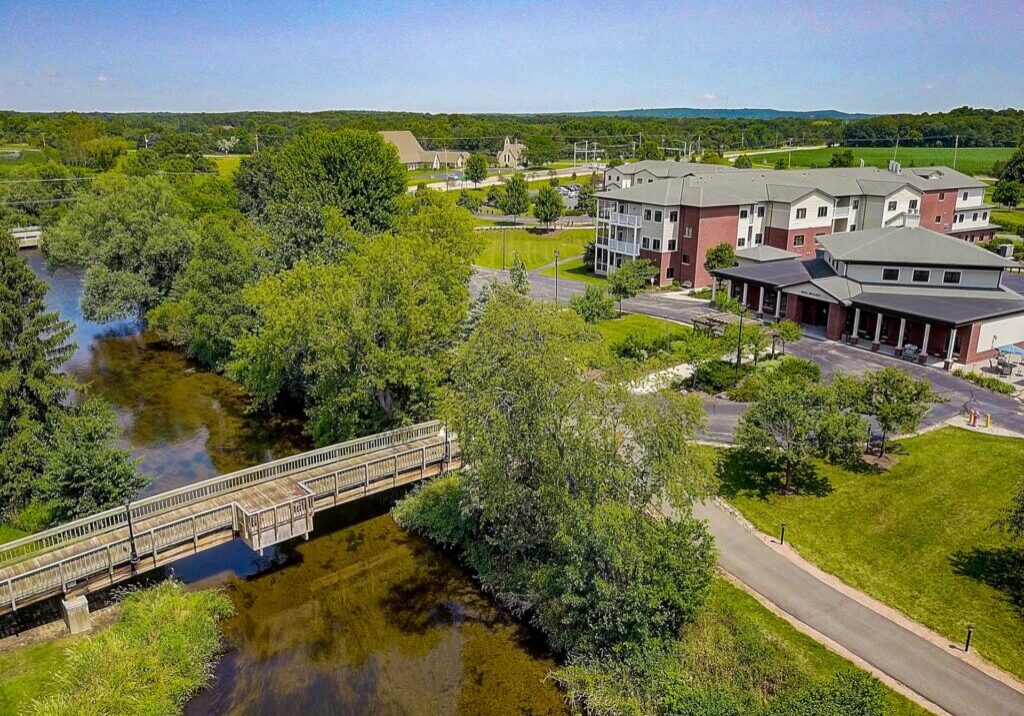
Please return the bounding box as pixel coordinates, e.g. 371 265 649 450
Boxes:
208 154 246 177
750 146 1013 176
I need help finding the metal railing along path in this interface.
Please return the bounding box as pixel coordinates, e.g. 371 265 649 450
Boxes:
0 421 444 568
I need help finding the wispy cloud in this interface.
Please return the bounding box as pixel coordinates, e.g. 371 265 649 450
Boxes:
94 74 112 84
924 82 937 91
698 92 719 102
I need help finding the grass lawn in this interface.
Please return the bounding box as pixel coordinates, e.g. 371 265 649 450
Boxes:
751 146 1013 176
475 227 590 270
0 635 76 713
538 256 606 286
209 154 245 177
704 579 928 716
0 524 27 545
594 313 687 347
721 427 1024 679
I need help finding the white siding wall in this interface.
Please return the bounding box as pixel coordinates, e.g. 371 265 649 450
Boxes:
785 192 834 230
953 207 992 229
736 203 767 247
955 187 985 210
881 187 922 225
843 264 1002 289
979 314 1024 351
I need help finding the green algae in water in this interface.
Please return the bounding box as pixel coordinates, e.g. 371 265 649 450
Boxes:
187 506 567 715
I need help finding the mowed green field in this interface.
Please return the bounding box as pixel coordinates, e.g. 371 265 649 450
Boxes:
539 256 606 285
475 227 591 270
209 154 246 177
723 427 1024 679
752 146 1013 176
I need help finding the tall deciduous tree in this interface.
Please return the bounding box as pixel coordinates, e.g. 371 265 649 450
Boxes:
533 185 564 227
449 288 716 655
704 242 737 274
993 180 1022 209
855 367 939 456
465 153 489 187
608 259 658 315
636 139 665 161
498 173 530 224
44 174 198 321
230 201 482 443
576 181 597 217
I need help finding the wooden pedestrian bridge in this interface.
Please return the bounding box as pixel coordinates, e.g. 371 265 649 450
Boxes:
0 421 459 616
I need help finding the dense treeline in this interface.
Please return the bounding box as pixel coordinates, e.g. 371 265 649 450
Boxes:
42 128 482 445
3 106 1019 162
842 106 1024 147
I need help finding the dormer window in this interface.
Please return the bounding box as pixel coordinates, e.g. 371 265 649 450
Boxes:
882 268 900 282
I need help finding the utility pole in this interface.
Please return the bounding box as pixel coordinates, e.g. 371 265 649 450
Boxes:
952 134 959 170
254 131 259 153
892 136 900 162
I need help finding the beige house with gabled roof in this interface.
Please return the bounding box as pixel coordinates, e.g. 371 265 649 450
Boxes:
378 130 469 170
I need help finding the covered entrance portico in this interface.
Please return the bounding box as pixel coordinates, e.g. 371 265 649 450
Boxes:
845 305 969 368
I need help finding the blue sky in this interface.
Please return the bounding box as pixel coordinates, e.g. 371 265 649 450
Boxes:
1 0 1021 114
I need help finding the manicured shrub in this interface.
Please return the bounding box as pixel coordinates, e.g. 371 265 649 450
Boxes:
694 360 750 394
729 356 821 402
952 368 1017 395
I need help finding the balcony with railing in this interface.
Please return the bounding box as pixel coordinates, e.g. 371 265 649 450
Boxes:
607 238 640 256
597 207 642 228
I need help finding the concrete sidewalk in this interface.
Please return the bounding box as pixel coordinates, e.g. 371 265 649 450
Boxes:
693 500 1024 716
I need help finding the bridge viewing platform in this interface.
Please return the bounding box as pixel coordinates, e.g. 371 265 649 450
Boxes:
0 421 459 619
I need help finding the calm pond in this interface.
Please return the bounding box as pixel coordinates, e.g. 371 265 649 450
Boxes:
26 250 566 714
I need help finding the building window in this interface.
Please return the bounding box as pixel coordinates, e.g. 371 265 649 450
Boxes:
737 236 746 247
882 268 900 282
654 210 662 222
909 199 918 211
644 209 652 221
757 206 765 217
850 224 856 231
755 232 763 244
681 254 691 265
852 199 860 210
938 192 945 201
817 206 828 217
641 236 650 249
983 211 988 220
667 267 675 279
669 210 678 222
793 234 805 247
796 208 807 219
653 238 662 251
962 191 969 201
943 270 962 284
740 208 749 219
934 215 942 223
912 269 931 283
887 200 897 211
973 212 979 221
667 239 677 251
618 203 625 213
684 227 692 238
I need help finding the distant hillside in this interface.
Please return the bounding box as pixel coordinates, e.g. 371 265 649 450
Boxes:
575 107 873 121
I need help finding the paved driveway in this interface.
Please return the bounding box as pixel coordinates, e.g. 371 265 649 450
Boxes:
474 266 1024 439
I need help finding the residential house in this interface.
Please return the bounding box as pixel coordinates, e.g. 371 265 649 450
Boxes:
379 130 470 170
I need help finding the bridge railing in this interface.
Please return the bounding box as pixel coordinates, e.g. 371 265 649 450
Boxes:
0 421 444 567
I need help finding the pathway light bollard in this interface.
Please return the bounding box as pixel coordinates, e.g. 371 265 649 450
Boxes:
554 249 560 302
780 523 786 546
965 624 974 653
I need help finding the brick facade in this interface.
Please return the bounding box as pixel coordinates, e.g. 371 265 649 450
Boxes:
919 190 955 233
639 248 674 284
676 206 739 287
766 225 832 256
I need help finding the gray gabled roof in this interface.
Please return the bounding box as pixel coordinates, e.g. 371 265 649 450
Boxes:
853 286 1024 326
736 245 802 263
612 160 738 178
817 227 1015 268
599 164 984 209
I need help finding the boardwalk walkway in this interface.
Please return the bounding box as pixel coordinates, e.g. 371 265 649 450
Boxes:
0 421 458 614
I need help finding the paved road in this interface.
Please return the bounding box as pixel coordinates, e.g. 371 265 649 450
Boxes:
474 266 1024 438
693 500 1024 716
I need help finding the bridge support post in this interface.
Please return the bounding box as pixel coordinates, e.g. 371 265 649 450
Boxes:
61 595 91 635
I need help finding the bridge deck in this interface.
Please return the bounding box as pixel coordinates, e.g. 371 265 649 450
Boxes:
0 423 457 613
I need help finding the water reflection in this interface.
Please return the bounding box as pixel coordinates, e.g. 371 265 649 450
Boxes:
185 500 566 716
23 250 309 495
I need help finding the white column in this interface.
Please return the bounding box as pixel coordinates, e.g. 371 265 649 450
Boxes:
850 307 861 344
710 280 718 303
896 317 907 355
945 328 957 368
872 312 883 349
741 283 749 308
757 286 766 316
774 291 782 318
921 323 931 363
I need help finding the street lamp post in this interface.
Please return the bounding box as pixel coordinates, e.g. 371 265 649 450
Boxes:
124 498 139 572
554 249 561 302
502 228 507 271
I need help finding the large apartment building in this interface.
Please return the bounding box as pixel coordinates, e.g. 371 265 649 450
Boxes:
596 160 998 287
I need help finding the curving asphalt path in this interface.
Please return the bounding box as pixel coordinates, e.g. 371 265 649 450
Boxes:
694 500 1024 716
